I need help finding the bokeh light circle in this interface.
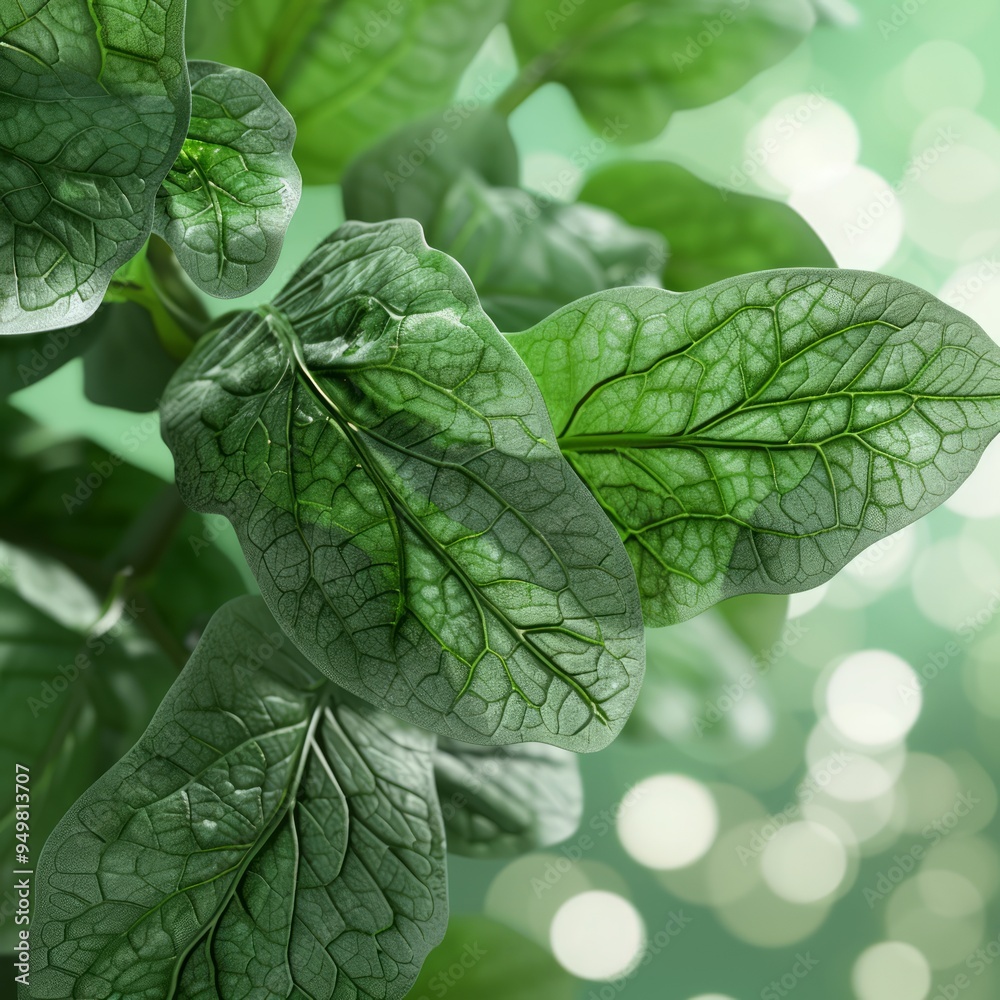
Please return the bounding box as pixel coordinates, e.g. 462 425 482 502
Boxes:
852 941 931 1000
760 821 848 903
549 891 645 980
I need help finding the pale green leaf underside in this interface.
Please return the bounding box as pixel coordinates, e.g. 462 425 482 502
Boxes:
185 0 505 184
161 220 644 751
0 0 190 333
507 0 814 141
435 739 583 858
507 274 1000 625
154 60 302 298
26 597 446 1000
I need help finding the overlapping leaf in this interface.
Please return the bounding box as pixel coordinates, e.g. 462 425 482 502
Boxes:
154 61 302 298
342 113 666 331
505 0 814 139
161 220 644 750
435 739 583 857
0 0 190 333
507 274 1000 624
185 0 506 182
580 161 834 290
26 597 447 1000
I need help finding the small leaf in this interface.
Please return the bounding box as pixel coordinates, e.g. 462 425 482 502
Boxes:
161 219 644 751
154 61 302 298
580 160 834 290
507 274 1000 625
185 0 506 183
715 592 790 653
409 915 579 1000
435 739 583 858
27 596 447 1000
505 0 814 139
342 114 666 331
82 304 179 413
0 0 190 333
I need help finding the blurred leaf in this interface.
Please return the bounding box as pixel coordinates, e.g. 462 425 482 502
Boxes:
82 304 179 413
0 543 173 953
628 615 772 750
0 319 104 398
342 109 520 221
715 592 790 653
154 61 302 297
26 596 447 1000
162 220 644 751
435 739 583 858
186 0 506 183
408 915 578 1000
0 405 247 652
504 0 814 139
581 161 834 290
0 0 190 333
507 274 1000 624
343 114 666 330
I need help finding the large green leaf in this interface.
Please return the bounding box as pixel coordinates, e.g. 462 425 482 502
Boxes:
161 220 644 751
26 596 447 1000
435 739 583 857
408 915 579 1000
504 0 814 138
185 0 506 183
0 543 173 952
507 274 1000 625
580 161 834 290
342 114 666 331
0 0 190 333
154 61 302 298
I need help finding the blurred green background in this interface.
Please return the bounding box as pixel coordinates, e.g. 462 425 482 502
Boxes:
11 1 1000 997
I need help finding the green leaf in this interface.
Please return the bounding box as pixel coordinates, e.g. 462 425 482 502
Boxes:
580 161 834 290
82 303 180 413
408 915 579 1000
161 219 644 751
342 109 520 224
26 596 447 1000
0 542 173 951
504 0 814 138
507 274 1000 625
154 61 302 298
185 0 506 183
715 592 789 653
0 317 103 397
435 739 583 857
0 0 190 333
342 114 666 331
